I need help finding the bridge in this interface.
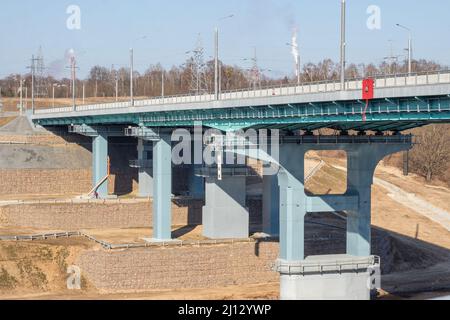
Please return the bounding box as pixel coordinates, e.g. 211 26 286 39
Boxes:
30 70 450 300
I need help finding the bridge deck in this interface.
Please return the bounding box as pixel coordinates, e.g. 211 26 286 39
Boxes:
31 71 450 132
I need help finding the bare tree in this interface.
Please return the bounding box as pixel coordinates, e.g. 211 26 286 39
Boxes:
410 125 450 181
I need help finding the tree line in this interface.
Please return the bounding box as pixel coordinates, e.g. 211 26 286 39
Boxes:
0 58 444 99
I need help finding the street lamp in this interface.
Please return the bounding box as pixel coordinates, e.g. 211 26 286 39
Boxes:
340 0 346 90
130 35 148 106
395 24 412 75
286 42 301 85
214 14 235 100
18 77 25 115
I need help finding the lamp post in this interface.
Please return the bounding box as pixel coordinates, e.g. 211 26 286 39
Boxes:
82 81 85 104
214 14 235 100
340 0 346 90
130 35 148 106
70 56 77 110
19 77 24 115
31 55 35 114
130 48 134 106
396 24 412 75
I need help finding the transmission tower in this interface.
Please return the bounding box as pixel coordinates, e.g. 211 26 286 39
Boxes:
383 40 400 74
34 47 48 98
249 48 261 90
188 34 209 95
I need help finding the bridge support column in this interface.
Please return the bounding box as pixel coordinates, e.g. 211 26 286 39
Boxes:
137 138 153 198
203 175 249 239
188 165 205 199
92 133 109 198
271 138 412 300
277 145 307 261
345 145 396 257
152 133 172 241
262 172 280 236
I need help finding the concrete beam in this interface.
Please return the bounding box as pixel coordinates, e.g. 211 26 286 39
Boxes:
306 195 358 213
69 124 126 137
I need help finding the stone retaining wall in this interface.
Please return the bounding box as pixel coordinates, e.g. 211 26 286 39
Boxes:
77 241 279 292
0 199 262 230
0 199 205 229
0 169 92 195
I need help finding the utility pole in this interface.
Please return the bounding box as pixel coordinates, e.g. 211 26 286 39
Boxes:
408 35 412 74
19 77 24 115
130 48 134 106
31 55 35 114
340 0 346 90
161 71 165 97
25 87 28 110
115 77 119 102
70 56 77 110
214 27 219 100
52 84 56 108
214 15 234 100
82 81 86 104
111 64 118 102
396 24 413 75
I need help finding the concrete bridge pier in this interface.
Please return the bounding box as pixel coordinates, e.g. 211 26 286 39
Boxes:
68 124 125 199
277 144 307 262
262 169 280 236
137 138 153 198
152 133 173 241
202 171 249 239
125 127 174 241
188 140 205 199
344 144 407 256
92 133 109 198
273 138 412 300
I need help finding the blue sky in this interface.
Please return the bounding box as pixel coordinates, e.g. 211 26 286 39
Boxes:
1 0 450 79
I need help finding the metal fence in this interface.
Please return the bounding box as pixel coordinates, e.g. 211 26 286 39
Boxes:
34 70 450 116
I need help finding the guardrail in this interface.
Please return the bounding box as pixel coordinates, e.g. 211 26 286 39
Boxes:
275 255 380 275
196 166 258 177
34 70 450 116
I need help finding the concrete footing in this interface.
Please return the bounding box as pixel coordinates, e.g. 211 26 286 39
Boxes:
276 255 379 300
202 175 249 239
